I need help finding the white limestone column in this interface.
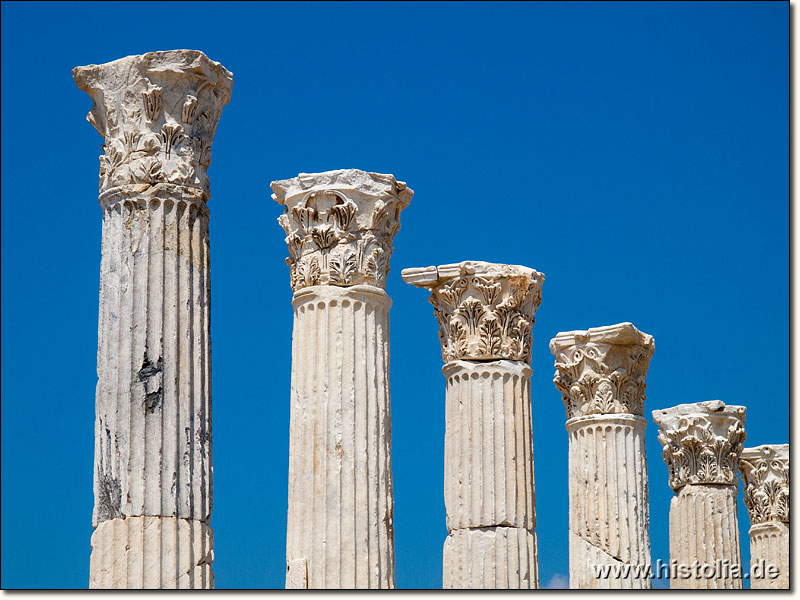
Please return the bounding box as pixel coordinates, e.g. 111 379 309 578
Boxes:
653 401 747 589
550 323 655 589
74 50 232 589
403 261 544 589
272 170 413 589
740 444 789 589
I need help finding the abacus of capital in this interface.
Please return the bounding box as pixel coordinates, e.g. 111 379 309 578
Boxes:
272 169 412 589
73 50 233 589
403 261 544 590
550 323 655 589
740 444 789 589
653 401 746 590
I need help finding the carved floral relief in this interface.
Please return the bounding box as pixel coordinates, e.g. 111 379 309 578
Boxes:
403 262 544 364
653 402 747 491
74 50 233 197
272 170 413 291
740 445 789 524
551 325 654 419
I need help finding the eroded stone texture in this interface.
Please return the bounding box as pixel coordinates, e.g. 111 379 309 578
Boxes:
551 323 654 589
75 50 232 589
740 444 789 589
274 171 411 589
89 517 213 589
443 527 538 589
404 261 543 589
566 415 650 589
653 401 746 589
273 169 412 292
442 361 536 533
74 50 232 196
402 261 543 363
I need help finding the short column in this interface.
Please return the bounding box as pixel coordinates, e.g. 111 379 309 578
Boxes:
403 261 544 589
653 400 747 589
74 50 232 589
272 170 413 589
740 444 789 589
550 323 655 589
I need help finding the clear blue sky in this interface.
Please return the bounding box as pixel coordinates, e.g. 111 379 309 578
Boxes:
1 0 787 590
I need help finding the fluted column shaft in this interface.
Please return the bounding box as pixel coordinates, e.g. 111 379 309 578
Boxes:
286 285 394 589
668 485 741 589
740 444 789 589
748 523 789 589
551 323 655 589
566 415 650 589
273 169 412 589
442 360 538 589
75 50 232 589
653 401 747 590
403 260 544 589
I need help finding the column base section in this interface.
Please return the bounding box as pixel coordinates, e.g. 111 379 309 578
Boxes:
89 516 213 589
443 527 538 589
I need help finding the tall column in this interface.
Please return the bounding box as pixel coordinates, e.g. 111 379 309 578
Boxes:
272 170 412 589
653 401 747 589
550 323 655 589
402 261 544 589
74 50 232 589
740 444 789 589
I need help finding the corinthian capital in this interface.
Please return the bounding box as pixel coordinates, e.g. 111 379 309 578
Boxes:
73 50 233 198
550 323 654 420
653 401 747 491
740 444 789 524
402 261 544 363
272 170 413 292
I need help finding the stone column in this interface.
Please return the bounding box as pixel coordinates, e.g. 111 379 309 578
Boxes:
740 444 789 589
653 401 747 589
550 323 655 589
402 261 544 589
272 170 412 589
73 50 232 589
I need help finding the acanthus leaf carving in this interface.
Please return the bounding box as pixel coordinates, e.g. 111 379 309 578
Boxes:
159 123 185 159
182 95 198 124
550 324 654 419
74 50 233 198
740 444 789 524
142 87 162 122
403 261 544 363
272 170 413 292
653 401 747 491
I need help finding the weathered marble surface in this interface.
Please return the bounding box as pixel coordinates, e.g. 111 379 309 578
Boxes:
404 261 543 589
740 444 789 589
276 170 412 588
551 323 654 589
89 517 213 589
402 261 543 363
654 401 746 589
273 169 412 292
75 49 232 589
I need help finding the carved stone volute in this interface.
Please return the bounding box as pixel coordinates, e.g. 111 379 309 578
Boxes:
402 261 544 364
740 444 789 525
272 169 413 292
653 401 747 491
550 323 655 419
73 50 233 199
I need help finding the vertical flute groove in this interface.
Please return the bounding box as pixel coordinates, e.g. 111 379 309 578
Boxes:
286 287 395 589
441 361 538 589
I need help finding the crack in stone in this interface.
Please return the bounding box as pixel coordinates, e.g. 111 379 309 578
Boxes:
572 530 626 565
